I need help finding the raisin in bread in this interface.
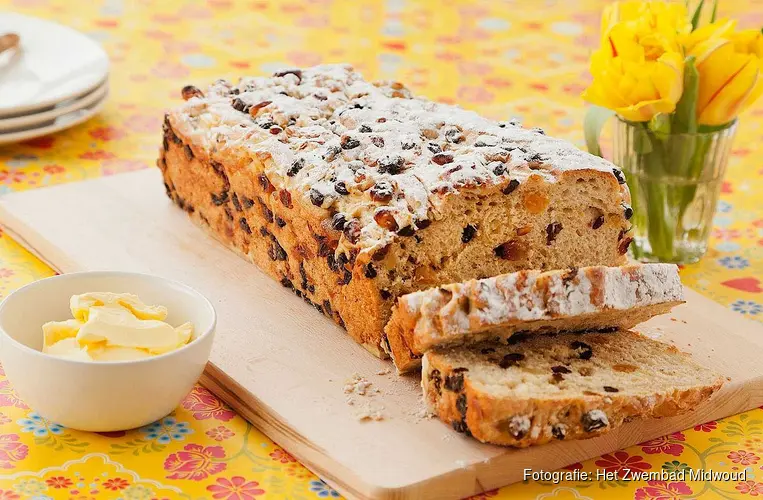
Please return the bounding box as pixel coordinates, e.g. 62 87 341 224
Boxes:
386 263 683 372
422 331 723 447
159 64 632 358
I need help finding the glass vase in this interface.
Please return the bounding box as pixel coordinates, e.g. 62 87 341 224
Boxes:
612 117 737 264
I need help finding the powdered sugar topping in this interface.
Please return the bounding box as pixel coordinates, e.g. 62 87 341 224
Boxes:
401 264 683 337
170 64 623 253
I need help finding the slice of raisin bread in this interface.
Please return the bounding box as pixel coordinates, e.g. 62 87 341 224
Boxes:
422 330 723 447
385 263 683 373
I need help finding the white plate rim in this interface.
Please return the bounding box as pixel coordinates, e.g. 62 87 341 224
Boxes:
0 90 108 146
0 80 109 132
0 12 110 116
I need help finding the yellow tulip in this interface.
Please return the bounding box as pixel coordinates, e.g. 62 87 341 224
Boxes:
682 18 736 52
582 1 686 122
732 28 763 57
687 20 763 126
602 1 691 44
731 29 763 117
583 49 684 122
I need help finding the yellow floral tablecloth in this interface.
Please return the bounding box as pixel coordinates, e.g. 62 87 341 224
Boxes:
0 0 761 498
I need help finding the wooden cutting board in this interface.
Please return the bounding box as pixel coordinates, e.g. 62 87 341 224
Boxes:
1 169 762 500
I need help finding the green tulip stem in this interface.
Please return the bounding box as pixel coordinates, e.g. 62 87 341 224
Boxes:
641 127 676 260
679 135 713 213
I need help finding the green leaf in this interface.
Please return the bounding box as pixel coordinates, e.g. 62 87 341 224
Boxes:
691 0 706 30
583 105 615 157
672 56 699 134
710 0 718 22
648 113 671 136
633 122 654 155
698 121 735 133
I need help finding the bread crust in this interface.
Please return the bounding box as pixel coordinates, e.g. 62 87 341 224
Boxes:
422 331 724 447
159 65 632 357
159 122 390 355
386 264 684 372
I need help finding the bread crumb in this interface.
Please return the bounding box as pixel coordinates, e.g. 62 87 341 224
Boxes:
415 408 433 419
355 402 385 421
343 374 386 421
409 407 434 423
344 373 372 396
455 459 467 468
375 369 391 376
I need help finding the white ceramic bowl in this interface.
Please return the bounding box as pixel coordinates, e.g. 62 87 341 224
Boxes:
0 271 216 432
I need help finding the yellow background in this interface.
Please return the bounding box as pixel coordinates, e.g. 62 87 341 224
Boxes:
0 0 762 498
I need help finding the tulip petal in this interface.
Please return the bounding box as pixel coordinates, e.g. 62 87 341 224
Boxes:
653 52 684 105
699 55 759 125
609 24 646 61
616 98 677 122
620 68 660 105
587 54 632 107
581 85 616 110
740 63 763 113
690 36 731 66
601 2 619 40
683 18 736 52
732 29 763 57
696 42 754 118
583 76 629 110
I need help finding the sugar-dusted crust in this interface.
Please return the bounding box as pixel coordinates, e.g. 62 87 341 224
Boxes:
159 64 632 357
386 264 684 372
422 331 724 447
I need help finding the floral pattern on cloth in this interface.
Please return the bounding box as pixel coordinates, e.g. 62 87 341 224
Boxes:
0 0 761 498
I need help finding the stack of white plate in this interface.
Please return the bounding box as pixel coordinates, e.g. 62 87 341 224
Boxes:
0 13 109 145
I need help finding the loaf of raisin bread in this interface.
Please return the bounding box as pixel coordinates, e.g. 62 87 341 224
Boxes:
159 64 632 358
423 331 723 447
385 263 683 372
